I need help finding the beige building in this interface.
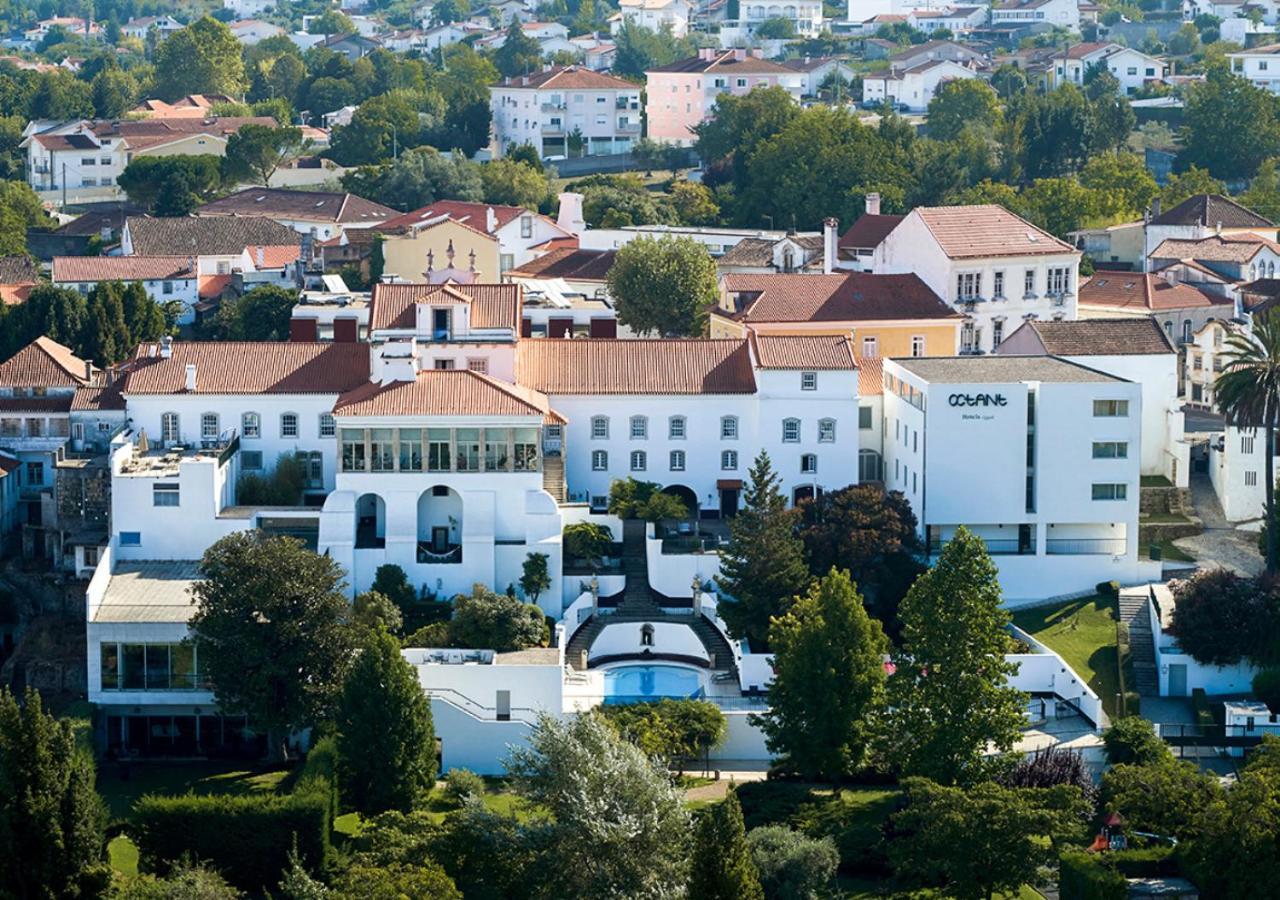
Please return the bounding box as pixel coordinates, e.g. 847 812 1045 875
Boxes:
326 217 501 285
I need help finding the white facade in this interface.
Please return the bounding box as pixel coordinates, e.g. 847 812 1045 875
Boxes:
861 59 978 111
1208 424 1276 523
613 0 692 35
489 70 643 159
1052 45 1168 96
54 271 201 327
735 0 825 34
991 0 1081 30
222 0 276 18
1228 44 1280 93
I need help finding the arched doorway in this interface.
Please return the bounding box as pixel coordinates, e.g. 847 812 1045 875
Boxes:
859 449 883 483
792 485 824 505
355 493 385 549
417 486 463 562
661 484 698 516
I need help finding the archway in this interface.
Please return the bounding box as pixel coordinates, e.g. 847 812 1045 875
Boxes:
355 493 385 549
417 486 463 562
792 485 824 505
661 484 698 515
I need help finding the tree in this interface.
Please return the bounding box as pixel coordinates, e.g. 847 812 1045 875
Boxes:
754 570 887 781
1087 77 1136 154
342 147 483 209
889 778 1087 900
1019 85 1093 178
1100 758 1221 839
689 789 764 900
480 158 549 208
117 156 224 214
309 10 356 34
1081 152 1159 220
518 552 551 605
927 79 1001 142
116 862 242 899
717 451 812 650
1179 64 1280 179
1158 164 1226 210
91 66 138 118
795 485 924 632
605 234 717 336
372 564 418 612
81 280 131 365
670 179 720 226
222 125 306 186
352 590 404 636
1240 157 1280 223
745 826 838 900
613 21 694 79
189 532 356 762
494 21 543 79
597 698 726 769
572 173 676 226
1102 716 1170 766
207 285 297 342
327 92 433 167
1182 764 1280 896
0 284 86 361
694 85 800 189
1167 567 1274 663
990 63 1028 99
121 281 170 347
448 584 547 651
563 521 613 566
152 17 248 101
1020 176 1099 238
754 16 796 38
0 687 108 900
337 627 437 814
885 527 1026 785
507 713 691 899
1216 308 1280 572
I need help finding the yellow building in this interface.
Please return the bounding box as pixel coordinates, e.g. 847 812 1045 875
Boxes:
377 217 501 285
712 272 961 358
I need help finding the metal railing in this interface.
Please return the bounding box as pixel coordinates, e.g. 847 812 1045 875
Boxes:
417 543 462 563
1046 538 1127 556
929 538 1032 556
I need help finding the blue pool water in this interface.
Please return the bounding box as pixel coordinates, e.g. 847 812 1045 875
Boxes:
603 665 703 704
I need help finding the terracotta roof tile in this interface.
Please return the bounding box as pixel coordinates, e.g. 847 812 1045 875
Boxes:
1149 232 1280 263
648 51 796 75
125 216 299 256
750 333 856 369
195 188 396 224
0 337 91 387
376 200 528 235
0 255 38 284
72 381 126 411
369 283 522 332
718 236 823 268
721 272 959 323
1151 194 1273 228
516 339 756 394
1010 318 1175 356
0 395 73 413
838 214 904 251
1078 273 1231 311
335 370 564 422
508 248 616 281
53 256 194 282
914 205 1077 258
494 65 637 90
122 342 370 395
855 354 883 396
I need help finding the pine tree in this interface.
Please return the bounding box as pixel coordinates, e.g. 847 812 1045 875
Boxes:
688 789 763 900
121 281 168 347
336 626 437 814
82 281 131 366
717 451 811 650
884 527 1027 785
0 687 108 899
754 569 888 781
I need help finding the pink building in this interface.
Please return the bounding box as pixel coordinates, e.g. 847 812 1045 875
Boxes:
645 49 805 147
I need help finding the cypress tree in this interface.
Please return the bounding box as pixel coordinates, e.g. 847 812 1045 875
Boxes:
336 626 437 814
688 789 764 900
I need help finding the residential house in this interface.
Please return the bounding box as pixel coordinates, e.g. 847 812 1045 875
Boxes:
312 32 382 60
990 0 1081 31
228 19 287 44
645 49 804 146
490 66 643 158
612 0 693 36
194 188 397 246
872 204 1082 354
861 58 979 111
1143 195 1277 270
1043 42 1168 95
908 6 986 34
734 0 824 35
1182 318 1234 409
22 17 102 42
1068 220 1145 270
1228 42 1280 93
716 233 827 275
886 39 991 70
574 38 618 71
0 256 39 306
837 195 905 272
1147 232 1280 306
52 257 201 326
506 249 619 337
222 0 276 17
129 94 239 119
121 15 183 40
779 56 859 98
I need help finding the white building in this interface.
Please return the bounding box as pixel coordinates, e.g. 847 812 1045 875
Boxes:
613 0 693 35
489 66 643 159
991 0 1081 31
222 0 276 18
1229 43 1280 93
121 15 183 40
193 188 398 244
1208 424 1278 522
908 6 986 34
1143 193 1278 270
52 257 201 327
873 204 1082 354
735 0 825 35
1048 43 1168 96
882 355 1157 602
861 58 979 111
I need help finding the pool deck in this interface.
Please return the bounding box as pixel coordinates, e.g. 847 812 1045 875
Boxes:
562 661 749 712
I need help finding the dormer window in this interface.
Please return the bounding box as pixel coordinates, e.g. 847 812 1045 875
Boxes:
433 308 451 340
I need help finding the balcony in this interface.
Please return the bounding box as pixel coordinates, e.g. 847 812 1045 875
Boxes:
616 122 642 134
930 538 1033 556
1045 538 1127 556
541 102 566 112
418 542 462 564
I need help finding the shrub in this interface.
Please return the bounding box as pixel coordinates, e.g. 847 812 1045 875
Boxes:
372 564 418 610
606 477 687 521
1191 688 1216 727
1168 568 1275 667
735 781 816 831
790 789 898 877
596 699 726 769
746 825 839 900
1059 850 1127 900
1103 716 1169 766
1254 667 1280 712
563 521 613 564
404 621 451 647
1096 580 1120 597
236 453 306 506
997 747 1097 808
447 584 547 651
442 768 486 806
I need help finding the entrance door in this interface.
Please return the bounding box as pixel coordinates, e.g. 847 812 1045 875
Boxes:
1168 664 1187 697
431 526 449 554
719 488 739 518
496 690 511 722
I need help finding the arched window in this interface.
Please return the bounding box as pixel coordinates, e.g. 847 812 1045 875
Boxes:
668 415 686 439
1163 321 1173 336
818 418 836 443
782 418 801 443
280 412 299 438
721 450 738 470
669 450 685 471
630 450 646 471
801 453 818 474
630 415 648 439
161 412 179 445
592 450 608 471
241 412 260 439
720 415 738 440
591 415 609 439
1251 263 1258 280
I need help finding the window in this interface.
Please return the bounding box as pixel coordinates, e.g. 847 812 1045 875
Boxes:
427 429 450 471
801 453 817 474
119 532 141 547
861 336 878 358
818 418 835 443
1024 269 1036 297
720 416 738 439
630 415 647 439
1092 441 1129 459
801 371 817 390
280 413 299 438
1182 320 1192 343
721 449 738 470
1047 266 1070 295
153 483 180 507
241 450 263 470
318 413 335 438
669 449 686 471
1243 435 1255 454
993 270 1005 298
782 418 800 442
668 416 686 439
434 359 456 370
1093 399 1129 417
520 216 533 238
956 271 981 299
1246 470 1258 487
591 415 609 439
341 429 366 472
160 412 179 444
241 412 260 438
630 450 646 471
911 335 925 357
299 451 322 488
961 321 977 353
467 358 489 374
162 280 173 295
859 406 873 429
201 413 218 442
369 429 395 472
1091 483 1128 501
993 319 1005 348
592 450 608 471
398 428 423 471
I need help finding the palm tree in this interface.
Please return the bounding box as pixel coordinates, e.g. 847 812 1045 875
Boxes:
1215 309 1280 572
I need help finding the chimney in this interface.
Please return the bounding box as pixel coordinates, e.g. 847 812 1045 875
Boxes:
375 340 418 385
556 191 586 235
256 246 265 268
184 364 197 392
160 335 173 359
823 217 838 275
1216 220 1222 236
1152 198 1161 219
83 360 93 381
865 192 881 216
486 206 498 234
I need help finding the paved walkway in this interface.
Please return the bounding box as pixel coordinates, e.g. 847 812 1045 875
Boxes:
1172 475 1264 577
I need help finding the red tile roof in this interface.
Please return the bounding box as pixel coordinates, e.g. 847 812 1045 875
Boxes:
121 342 370 395
335 370 565 422
855 354 883 396
0 337 91 387
749 334 856 370
72 381 126 411
1009 318 1176 356
648 50 796 75
377 200 528 235
721 272 959 323
52 256 194 282
508 248 616 281
914 205 1077 258
838 214 904 251
0 395 73 413
516 339 756 394
195 188 396 224
1149 232 1280 263
493 65 637 90
369 283 522 332
1078 273 1231 311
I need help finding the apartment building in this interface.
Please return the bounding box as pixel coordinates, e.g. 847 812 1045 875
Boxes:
489 66 642 159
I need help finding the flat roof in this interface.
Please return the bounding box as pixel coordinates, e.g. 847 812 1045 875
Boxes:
891 355 1125 384
93 561 199 623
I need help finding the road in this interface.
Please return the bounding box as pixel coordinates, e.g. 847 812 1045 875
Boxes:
1172 474 1264 577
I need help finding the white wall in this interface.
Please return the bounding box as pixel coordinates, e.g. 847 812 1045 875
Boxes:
1149 594 1259 695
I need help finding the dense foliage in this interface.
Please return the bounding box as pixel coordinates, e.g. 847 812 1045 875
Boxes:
596 698 726 768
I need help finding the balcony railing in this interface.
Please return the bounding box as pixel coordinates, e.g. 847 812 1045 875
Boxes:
1045 538 1127 556
930 538 1032 556
418 542 462 564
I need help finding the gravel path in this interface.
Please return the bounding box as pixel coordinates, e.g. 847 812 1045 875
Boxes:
1172 475 1265 577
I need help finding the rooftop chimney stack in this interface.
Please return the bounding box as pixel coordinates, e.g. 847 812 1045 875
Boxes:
256 246 265 268
865 192 881 216
160 336 173 359
556 192 586 235
486 206 498 234
823 217 838 275
184 364 197 392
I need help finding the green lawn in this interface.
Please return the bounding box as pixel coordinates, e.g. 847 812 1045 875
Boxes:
1140 475 1173 488
1012 595 1124 717
1156 539 1196 563
1141 512 1193 524
108 835 139 876
97 761 291 821
333 779 540 838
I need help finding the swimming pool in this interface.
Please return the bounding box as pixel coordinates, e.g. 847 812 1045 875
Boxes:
602 664 704 704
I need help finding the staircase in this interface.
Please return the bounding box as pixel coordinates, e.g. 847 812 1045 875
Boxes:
1118 586 1159 697
542 454 565 502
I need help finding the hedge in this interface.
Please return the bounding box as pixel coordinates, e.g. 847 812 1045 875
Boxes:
1060 847 1180 900
132 741 337 891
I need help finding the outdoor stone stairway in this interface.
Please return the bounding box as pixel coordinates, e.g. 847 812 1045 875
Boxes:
542 455 565 502
1118 587 1159 697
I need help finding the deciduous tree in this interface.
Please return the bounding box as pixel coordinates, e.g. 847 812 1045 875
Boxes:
206 285 298 342
605 234 717 336
447 584 547 651
1179 63 1280 179
745 825 838 900
152 17 248 102
927 79 1001 142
